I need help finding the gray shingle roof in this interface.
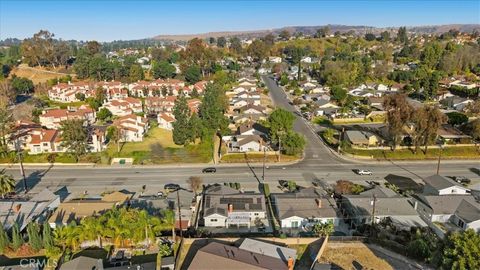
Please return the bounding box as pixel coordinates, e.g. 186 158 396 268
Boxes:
423 175 464 191
416 195 477 215
344 196 418 217
455 199 480 223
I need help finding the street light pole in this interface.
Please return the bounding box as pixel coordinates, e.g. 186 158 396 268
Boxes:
176 189 183 238
436 144 443 175
17 150 27 193
262 148 266 183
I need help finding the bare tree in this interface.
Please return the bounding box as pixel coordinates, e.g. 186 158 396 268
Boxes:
187 176 203 195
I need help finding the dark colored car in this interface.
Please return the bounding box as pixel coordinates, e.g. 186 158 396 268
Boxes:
164 183 180 191
202 167 217 173
278 180 288 188
451 176 471 184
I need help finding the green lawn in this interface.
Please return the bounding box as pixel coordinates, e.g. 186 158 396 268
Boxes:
220 152 300 163
345 146 480 160
106 127 212 164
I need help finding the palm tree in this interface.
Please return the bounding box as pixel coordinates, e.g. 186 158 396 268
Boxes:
81 217 103 248
0 169 15 198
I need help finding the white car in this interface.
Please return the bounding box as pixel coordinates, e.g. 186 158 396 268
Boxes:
356 169 373 175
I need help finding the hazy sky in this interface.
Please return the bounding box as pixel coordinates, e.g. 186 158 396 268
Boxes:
1 0 479 41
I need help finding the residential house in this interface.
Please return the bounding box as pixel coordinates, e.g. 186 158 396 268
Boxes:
39 105 96 129
345 130 382 147
451 199 480 232
157 113 175 130
341 195 426 229
102 97 143 116
202 185 266 229
145 96 176 114
271 187 340 229
113 114 149 142
235 104 266 115
236 123 268 137
422 175 470 195
188 241 294 270
222 134 267 152
26 128 63 154
437 124 471 144
413 194 477 223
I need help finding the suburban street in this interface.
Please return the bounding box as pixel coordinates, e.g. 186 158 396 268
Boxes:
1 76 478 196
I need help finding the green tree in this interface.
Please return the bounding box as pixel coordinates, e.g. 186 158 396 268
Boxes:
10 223 23 251
446 112 468 127
172 96 192 145
407 238 431 261
60 119 88 161
466 119 480 141
380 31 391 42
0 225 10 253
27 222 43 251
75 92 86 101
11 76 34 94
279 29 291 40
330 86 348 106
229 37 242 54
397 26 408 44
152 60 176 79
282 131 306 155
413 105 447 154
97 107 113 122
158 243 172 257
129 64 144 82
0 169 15 199
267 108 295 143
198 83 229 136
184 65 201 84
247 40 268 62
312 220 334 237
365 33 376 41
216 37 227 48
107 125 122 153
441 229 480 270
315 26 330 38
43 222 54 250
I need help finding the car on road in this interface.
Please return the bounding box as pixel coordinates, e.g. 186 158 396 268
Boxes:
164 183 180 191
450 176 471 184
355 169 373 175
202 167 216 173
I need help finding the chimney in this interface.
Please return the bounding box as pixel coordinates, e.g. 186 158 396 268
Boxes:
228 204 233 213
316 198 322 208
287 257 294 270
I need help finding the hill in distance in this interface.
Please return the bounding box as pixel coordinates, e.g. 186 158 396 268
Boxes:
152 24 480 41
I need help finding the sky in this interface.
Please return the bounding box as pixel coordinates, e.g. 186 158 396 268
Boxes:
1 0 479 41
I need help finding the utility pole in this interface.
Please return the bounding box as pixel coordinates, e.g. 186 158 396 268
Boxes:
278 132 283 162
176 189 183 238
17 150 27 193
370 194 377 236
436 145 443 175
262 148 266 183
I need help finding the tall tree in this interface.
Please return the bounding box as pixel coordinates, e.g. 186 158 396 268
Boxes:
184 65 201 84
383 94 414 150
10 223 23 251
282 131 306 155
128 64 144 82
198 83 229 136
172 96 192 145
413 105 446 153
312 220 334 237
441 229 480 270
152 60 176 79
330 86 348 106
43 222 54 250
0 108 12 155
11 76 34 95
187 176 203 195
86 41 102 55
247 40 268 62
229 37 242 54
27 222 43 251
0 169 15 199
216 37 227 48
279 30 291 41
315 26 330 38
397 26 408 44
107 125 123 153
268 108 295 143
0 225 9 253
60 119 88 161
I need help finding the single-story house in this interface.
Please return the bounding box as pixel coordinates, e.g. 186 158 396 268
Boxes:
422 175 470 196
345 130 382 147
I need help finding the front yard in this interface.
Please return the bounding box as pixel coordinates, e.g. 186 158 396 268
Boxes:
220 152 300 163
106 127 212 164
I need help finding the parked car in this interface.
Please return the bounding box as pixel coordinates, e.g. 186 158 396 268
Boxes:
278 180 288 188
450 176 471 184
164 183 180 191
202 167 217 173
355 169 373 175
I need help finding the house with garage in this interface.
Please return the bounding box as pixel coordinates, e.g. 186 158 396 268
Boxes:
157 113 175 130
236 123 268 137
271 187 340 231
345 130 383 147
222 134 267 152
202 185 266 230
422 175 470 195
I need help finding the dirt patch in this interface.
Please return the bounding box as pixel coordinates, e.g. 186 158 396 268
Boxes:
318 242 393 270
11 64 74 84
